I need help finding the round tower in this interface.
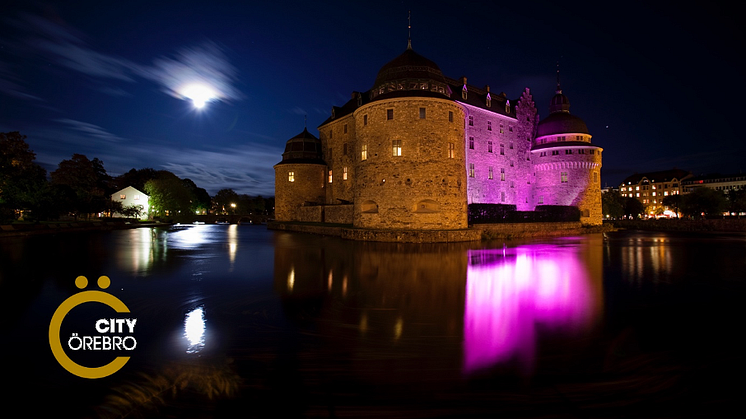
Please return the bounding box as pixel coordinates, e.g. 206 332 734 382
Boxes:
273 129 326 222
531 82 603 225
351 46 467 230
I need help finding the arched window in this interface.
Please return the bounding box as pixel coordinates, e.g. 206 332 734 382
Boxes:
413 199 440 213
361 200 378 213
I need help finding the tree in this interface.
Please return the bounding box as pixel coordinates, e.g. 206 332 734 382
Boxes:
144 171 194 218
623 197 645 219
51 154 111 219
727 188 746 216
120 204 144 219
212 189 239 214
680 187 727 218
661 194 683 217
112 168 158 192
601 190 625 219
182 178 211 214
0 132 50 220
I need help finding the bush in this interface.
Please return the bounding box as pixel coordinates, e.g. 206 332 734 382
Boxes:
469 204 580 223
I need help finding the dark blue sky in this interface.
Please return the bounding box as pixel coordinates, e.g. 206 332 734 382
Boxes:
2 0 743 196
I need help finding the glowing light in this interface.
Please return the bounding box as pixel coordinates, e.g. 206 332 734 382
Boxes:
180 83 216 109
464 244 599 374
184 306 206 353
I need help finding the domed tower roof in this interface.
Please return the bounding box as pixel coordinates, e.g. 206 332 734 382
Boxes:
369 45 452 101
276 128 326 165
536 73 589 137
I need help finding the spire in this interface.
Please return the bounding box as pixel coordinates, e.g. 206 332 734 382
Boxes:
407 10 412 50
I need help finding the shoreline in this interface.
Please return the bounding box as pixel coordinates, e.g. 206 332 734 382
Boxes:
0 220 172 237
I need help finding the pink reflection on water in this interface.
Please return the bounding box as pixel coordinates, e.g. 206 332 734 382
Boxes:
464 244 597 374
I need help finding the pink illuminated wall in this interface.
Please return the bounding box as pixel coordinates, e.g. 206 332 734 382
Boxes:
464 243 600 374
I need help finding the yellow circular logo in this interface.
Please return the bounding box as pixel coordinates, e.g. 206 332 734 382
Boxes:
49 276 135 379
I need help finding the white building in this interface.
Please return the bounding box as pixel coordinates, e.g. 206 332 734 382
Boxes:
111 186 149 220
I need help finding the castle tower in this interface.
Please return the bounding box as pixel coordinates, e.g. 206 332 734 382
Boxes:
346 45 468 230
531 81 603 225
273 128 326 222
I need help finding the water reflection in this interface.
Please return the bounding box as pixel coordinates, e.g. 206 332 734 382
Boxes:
184 306 206 354
464 241 602 374
273 233 604 379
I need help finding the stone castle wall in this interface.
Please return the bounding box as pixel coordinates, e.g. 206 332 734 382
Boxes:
274 163 326 222
348 97 468 230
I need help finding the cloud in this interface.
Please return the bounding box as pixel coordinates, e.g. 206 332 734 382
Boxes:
54 119 124 143
7 13 242 104
157 144 281 196
140 42 243 103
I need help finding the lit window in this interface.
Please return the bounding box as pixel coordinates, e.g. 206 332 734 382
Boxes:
501 168 505 181
488 167 493 179
419 108 426 119
134 195 140 200
328 170 333 183
387 109 394 120
392 139 402 156
561 172 568 183
448 142 455 158
120 194 126 199
343 166 348 180
500 124 504 134
469 163 475 177
288 172 295 182
361 144 368 161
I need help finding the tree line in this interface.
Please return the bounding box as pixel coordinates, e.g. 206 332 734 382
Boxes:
602 187 746 219
1 132 273 222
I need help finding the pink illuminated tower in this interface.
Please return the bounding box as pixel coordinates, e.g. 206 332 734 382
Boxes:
530 73 603 225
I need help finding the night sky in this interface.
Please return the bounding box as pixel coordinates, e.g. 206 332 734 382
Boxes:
2 0 743 196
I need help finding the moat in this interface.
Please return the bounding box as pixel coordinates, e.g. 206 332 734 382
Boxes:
1 225 743 417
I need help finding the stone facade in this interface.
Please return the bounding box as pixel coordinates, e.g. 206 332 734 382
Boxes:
274 45 604 230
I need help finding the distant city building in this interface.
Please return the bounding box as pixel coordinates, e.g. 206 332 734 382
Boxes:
619 169 692 216
682 173 746 194
111 186 149 219
274 43 603 230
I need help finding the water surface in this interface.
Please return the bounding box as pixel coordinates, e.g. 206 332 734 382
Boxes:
1 225 744 417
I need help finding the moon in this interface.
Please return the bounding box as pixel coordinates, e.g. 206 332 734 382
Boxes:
181 83 217 109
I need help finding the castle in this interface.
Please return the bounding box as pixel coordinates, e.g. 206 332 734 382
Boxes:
274 43 602 232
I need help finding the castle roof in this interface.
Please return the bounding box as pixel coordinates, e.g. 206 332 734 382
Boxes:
536 86 589 137
368 46 452 102
275 128 326 166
